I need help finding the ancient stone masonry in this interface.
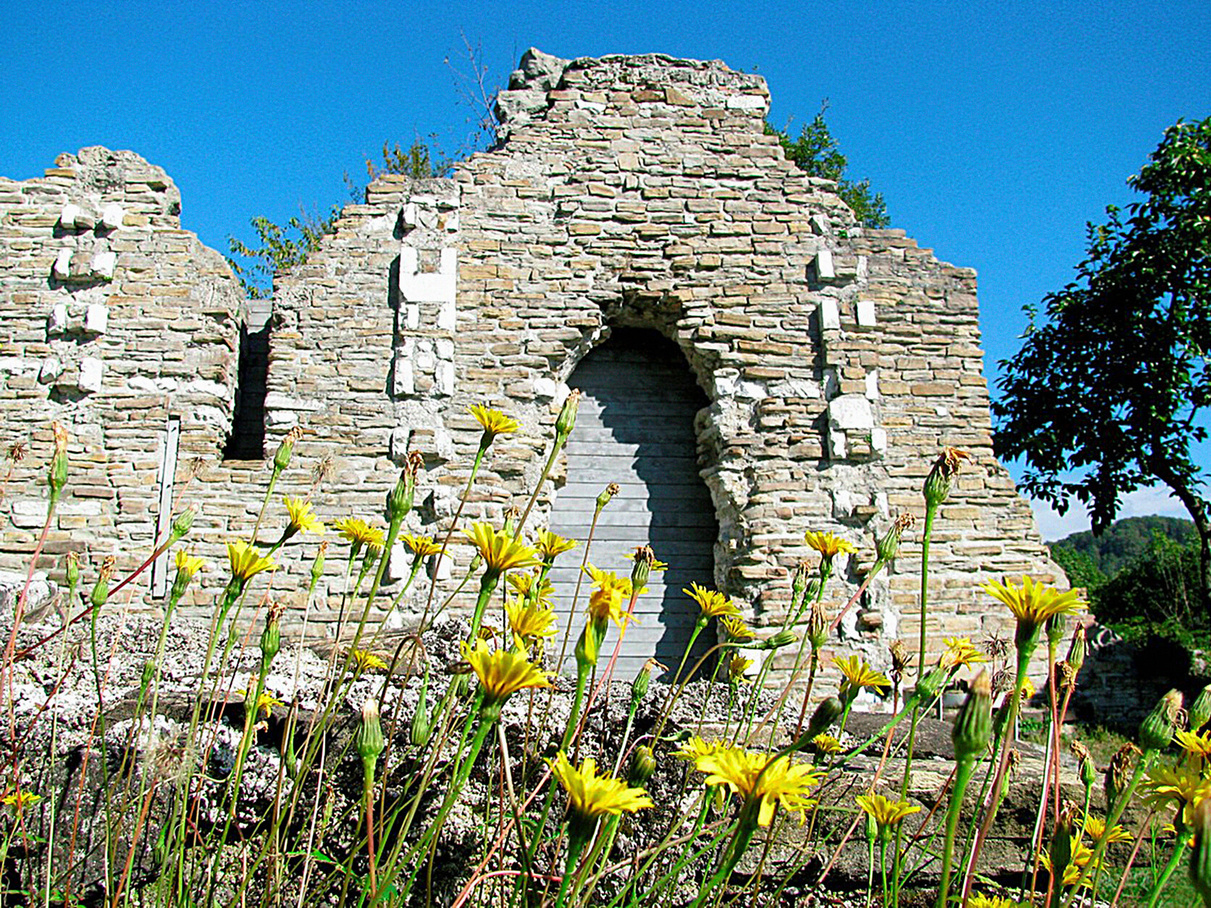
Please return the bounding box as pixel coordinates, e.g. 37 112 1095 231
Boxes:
0 50 1063 689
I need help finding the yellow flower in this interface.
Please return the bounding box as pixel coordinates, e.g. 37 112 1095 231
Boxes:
803 530 859 558
469 404 519 442
683 582 740 620
464 522 540 575
691 745 822 826
812 734 843 756
585 564 635 628
1039 837 1097 888
534 529 577 560
400 533 441 557
1018 675 1037 704
624 547 668 571
855 792 921 830
334 517 385 552
833 654 891 699
349 648 388 672
1176 728 1211 764
0 788 42 809
967 895 1028 908
677 736 724 762
505 596 558 644
507 570 554 605
284 496 325 536
1081 813 1131 845
460 638 551 704
1143 764 1211 826
941 636 987 671
174 549 206 579
227 541 276 582
983 576 1086 636
236 687 285 719
727 655 753 684
721 616 755 642
548 751 653 819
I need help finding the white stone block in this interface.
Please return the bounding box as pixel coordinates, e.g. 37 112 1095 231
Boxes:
856 298 877 327
386 542 409 582
815 248 835 280
725 94 767 111
59 204 82 230
534 377 558 399
829 428 848 460
870 428 888 455
810 214 830 236
73 206 95 230
934 405 950 417
38 356 62 384
78 356 103 393
427 551 452 582
84 303 108 334
262 392 322 412
865 370 880 400
392 350 415 396
437 361 455 396
100 203 124 231
52 249 72 281
398 246 457 303
48 303 69 334
819 297 840 331
442 211 459 233
436 298 456 331
90 250 116 280
405 302 420 330
828 394 874 432
403 203 418 227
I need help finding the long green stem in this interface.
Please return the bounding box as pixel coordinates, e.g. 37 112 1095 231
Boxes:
937 759 976 908
917 503 937 681
1145 833 1188 908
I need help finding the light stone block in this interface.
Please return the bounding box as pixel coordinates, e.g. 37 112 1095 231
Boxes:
100 203 124 231
828 394 874 431
48 302 69 334
398 247 456 303
84 303 108 334
38 356 62 384
78 356 103 393
52 249 72 281
90 250 116 280
856 298 877 327
534 377 558 399
725 94 767 111
815 248 835 280
865 370 880 400
73 206 95 230
59 204 82 230
819 297 840 331
829 428 848 460
870 428 888 455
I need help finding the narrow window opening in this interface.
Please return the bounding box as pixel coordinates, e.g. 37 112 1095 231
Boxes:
223 304 271 461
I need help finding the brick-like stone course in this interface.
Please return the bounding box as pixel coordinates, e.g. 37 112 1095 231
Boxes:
0 50 1065 692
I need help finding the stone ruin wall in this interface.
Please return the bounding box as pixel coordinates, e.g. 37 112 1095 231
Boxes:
0 49 1071 695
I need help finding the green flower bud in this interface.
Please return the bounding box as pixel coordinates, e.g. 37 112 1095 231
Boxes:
410 669 432 748
1140 689 1182 753
168 504 199 546
387 468 415 524
1189 798 1211 903
310 541 327 589
631 658 654 705
922 447 970 510
356 698 385 763
807 600 828 650
90 556 116 611
1048 810 1075 890
790 561 809 617
141 660 156 688
260 602 283 672
1191 684 1211 733
864 809 879 847
913 664 949 705
1066 624 1087 676
952 671 993 763
630 544 657 592
804 696 844 743
64 551 80 593
761 629 799 651
1046 613 1067 650
273 426 302 474
875 513 915 564
555 389 580 440
628 745 657 787
595 482 620 513
48 422 68 500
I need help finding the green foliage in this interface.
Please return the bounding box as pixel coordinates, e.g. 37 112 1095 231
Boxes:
1049 545 1106 592
1051 515 1195 576
769 102 889 228
226 140 439 299
993 116 1211 604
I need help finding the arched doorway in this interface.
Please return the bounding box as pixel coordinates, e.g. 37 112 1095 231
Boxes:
547 328 718 680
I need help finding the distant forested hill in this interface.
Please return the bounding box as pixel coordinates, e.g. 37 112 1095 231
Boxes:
1050 515 1195 576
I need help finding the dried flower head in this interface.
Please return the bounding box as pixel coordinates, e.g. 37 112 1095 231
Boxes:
7 441 26 463
889 640 912 677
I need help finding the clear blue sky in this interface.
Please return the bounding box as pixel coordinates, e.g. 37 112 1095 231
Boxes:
3 1 1208 539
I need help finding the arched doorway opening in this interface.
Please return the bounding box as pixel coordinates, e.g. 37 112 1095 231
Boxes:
547 328 719 680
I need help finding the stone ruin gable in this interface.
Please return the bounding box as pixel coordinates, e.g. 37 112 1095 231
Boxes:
0 146 247 604
260 48 1063 679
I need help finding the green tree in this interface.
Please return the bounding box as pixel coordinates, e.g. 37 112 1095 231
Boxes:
770 102 889 228
992 116 1211 606
227 140 439 299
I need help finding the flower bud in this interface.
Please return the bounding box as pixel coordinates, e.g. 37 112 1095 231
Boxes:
387 465 416 524
1139 689 1182 753
555 389 580 440
630 544 657 592
141 660 156 688
410 670 432 748
631 658 655 705
913 664 949 705
356 698 385 763
48 421 68 499
310 541 327 589
876 513 915 565
168 504 199 546
790 561 809 616
273 426 303 473
1048 809 1074 887
1066 624 1087 675
1071 741 1097 790
804 696 844 743
922 447 970 510
1189 797 1211 903
595 482 620 512
64 551 80 594
628 745 657 787
761 629 798 651
1191 684 1211 733
864 809 879 847
260 601 284 671
807 600 828 650
90 556 116 611
952 670 993 763
1046 613 1067 650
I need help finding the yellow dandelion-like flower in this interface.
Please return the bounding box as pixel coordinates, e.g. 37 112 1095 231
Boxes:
283 496 325 536
533 529 577 560
226 541 276 582
0 788 42 809
236 688 285 720
334 517 385 552
1040 837 1097 888
677 736 724 762
505 596 558 643
833 654 891 699
506 570 554 605
400 533 441 557
1176 728 1211 764
721 615 755 642
469 405 519 442
855 792 921 830
548 751 653 819
174 549 206 579
983 575 1086 636
460 638 551 704
683 582 740 620
727 655 753 684
1081 813 1132 845
1019 676 1037 704
812 734 843 756
349 648 388 672
464 522 540 575
585 564 635 628
691 744 822 827
941 636 987 671
1143 763 1211 826
967 895 1029 908
803 530 859 559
